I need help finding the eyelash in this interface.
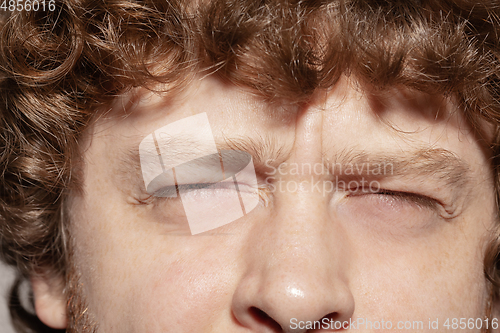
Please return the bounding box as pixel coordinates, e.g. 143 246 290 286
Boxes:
168 185 435 206
349 188 437 209
152 182 223 199
175 181 249 193
135 182 265 203
134 181 437 213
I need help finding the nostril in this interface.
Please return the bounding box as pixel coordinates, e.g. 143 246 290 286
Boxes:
318 312 345 331
249 307 283 332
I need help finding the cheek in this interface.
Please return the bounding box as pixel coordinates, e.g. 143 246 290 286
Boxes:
352 250 487 320
71 197 240 332
344 214 489 321
135 259 234 331
333 191 493 319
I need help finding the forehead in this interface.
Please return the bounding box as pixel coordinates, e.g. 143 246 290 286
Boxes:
96 75 485 159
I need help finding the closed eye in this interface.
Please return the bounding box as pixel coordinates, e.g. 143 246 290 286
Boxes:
348 188 438 210
154 179 263 197
378 190 437 208
154 182 232 197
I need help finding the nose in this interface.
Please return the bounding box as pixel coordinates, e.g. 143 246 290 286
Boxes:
231 182 355 332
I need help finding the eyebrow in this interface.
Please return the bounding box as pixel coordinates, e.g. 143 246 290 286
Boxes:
328 148 471 188
117 136 471 192
116 135 292 185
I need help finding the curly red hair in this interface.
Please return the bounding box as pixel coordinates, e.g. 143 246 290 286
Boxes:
2 1 500 331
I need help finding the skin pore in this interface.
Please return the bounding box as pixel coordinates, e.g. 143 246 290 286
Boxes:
34 75 498 332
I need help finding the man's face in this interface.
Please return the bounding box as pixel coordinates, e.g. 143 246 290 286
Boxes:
65 76 496 332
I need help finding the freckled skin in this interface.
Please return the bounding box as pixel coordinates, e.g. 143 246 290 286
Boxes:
65 76 496 332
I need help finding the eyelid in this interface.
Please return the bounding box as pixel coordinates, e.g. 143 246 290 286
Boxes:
153 179 260 197
132 181 268 207
348 188 438 210
152 182 218 198
376 190 437 209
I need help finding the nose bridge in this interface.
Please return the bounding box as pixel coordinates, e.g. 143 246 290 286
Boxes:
231 100 355 332
261 99 334 262
253 100 334 271
262 100 344 292
267 185 352 300
266 179 340 267
232 179 355 332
